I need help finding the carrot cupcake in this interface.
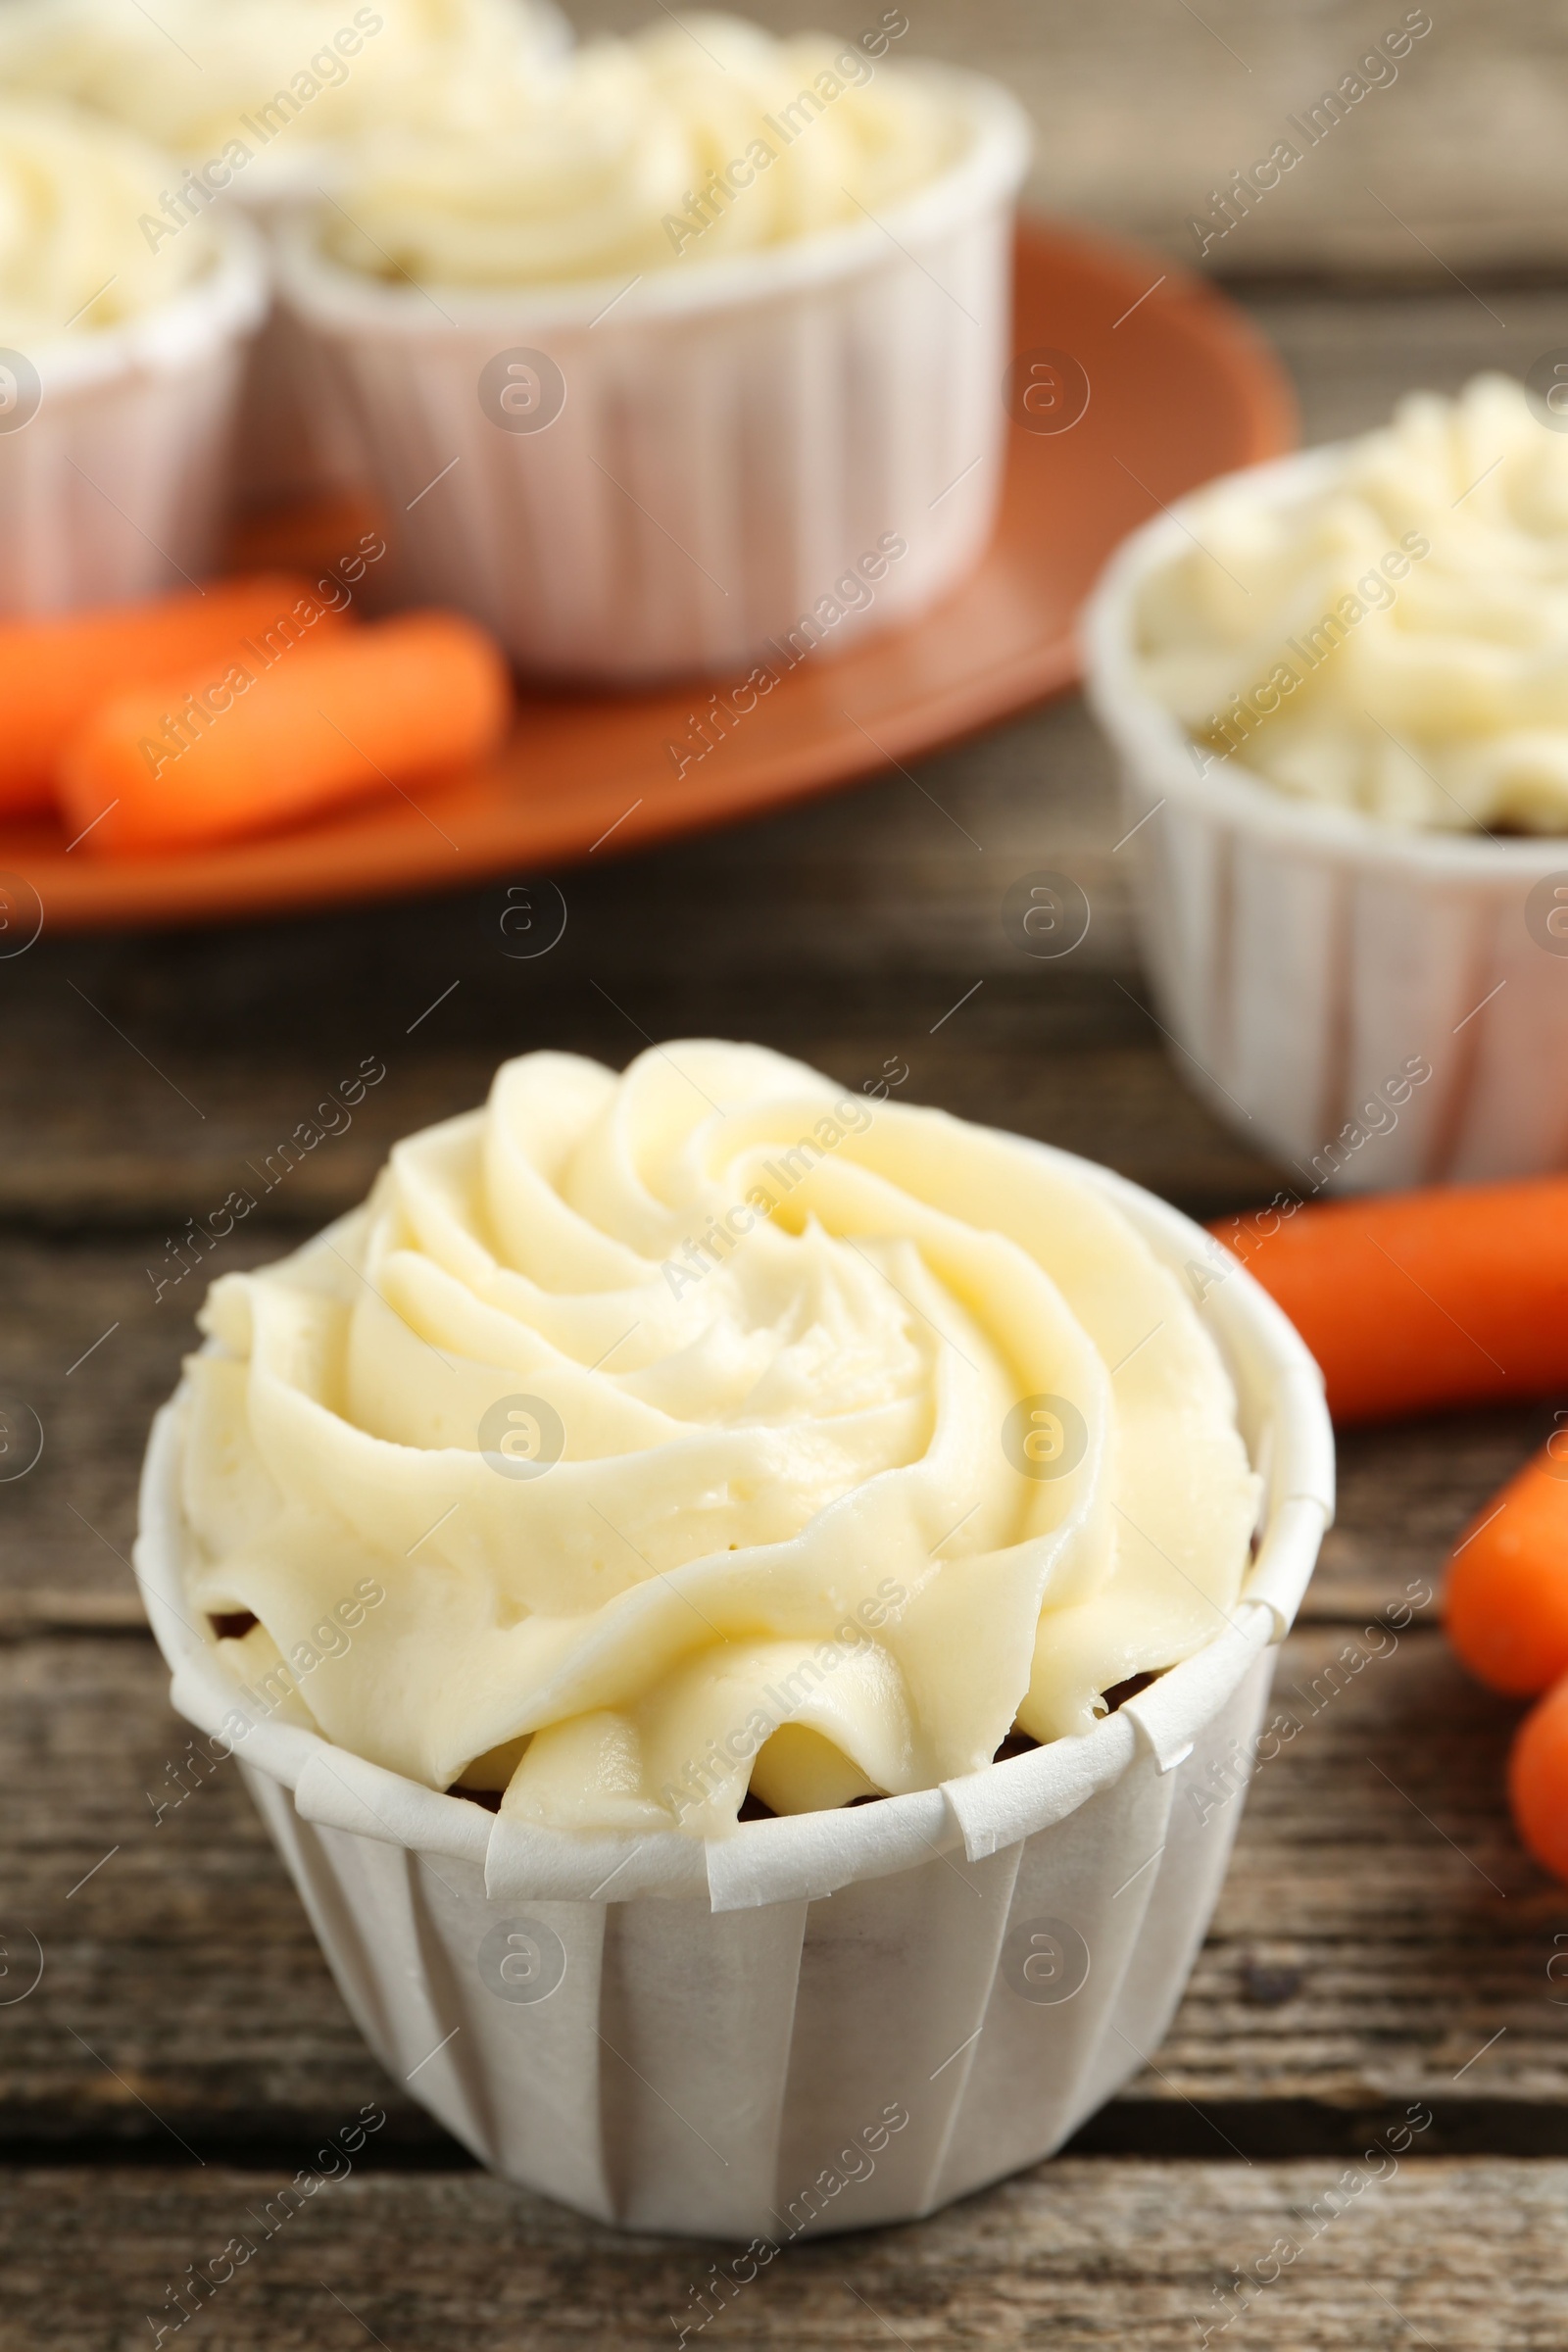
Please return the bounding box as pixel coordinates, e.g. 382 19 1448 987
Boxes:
138 1043 1330 2234
275 14 1032 676
1086 372 1568 1187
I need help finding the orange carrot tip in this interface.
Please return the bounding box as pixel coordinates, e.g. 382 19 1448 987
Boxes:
0 574 355 821
1446 1440 1568 1695
1509 1674 1568 1885
57 610 512 857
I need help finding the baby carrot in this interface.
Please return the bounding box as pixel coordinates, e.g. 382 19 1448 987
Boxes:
1210 1177 1568 1422
0 575 353 818
58 611 513 856
1446 1441 1568 1694
1509 1675 1568 1885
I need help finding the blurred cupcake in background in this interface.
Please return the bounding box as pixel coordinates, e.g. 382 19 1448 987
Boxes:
0 0 568 191
0 96 265 612
0 0 570 500
1135 373 1568 834
278 12 1031 679
1085 374 1568 1190
328 14 963 288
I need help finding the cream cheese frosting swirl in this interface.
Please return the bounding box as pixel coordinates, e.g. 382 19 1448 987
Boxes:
0 0 563 163
320 13 964 288
1137 373 1568 834
181 1044 1258 1837
0 98 216 341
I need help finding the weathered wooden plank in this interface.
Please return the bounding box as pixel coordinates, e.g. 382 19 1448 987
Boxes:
1315 1404 1553 1623
1251 286 1568 446
1155 1626 1562 2132
0 1231 280 1631
0 695 1295 1228
4 1627 1562 2160
0 971 1283 1229
2 2157 1562 2350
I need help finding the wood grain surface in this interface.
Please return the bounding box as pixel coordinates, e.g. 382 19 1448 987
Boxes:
5 287 1567 2346
4 2159 1562 2350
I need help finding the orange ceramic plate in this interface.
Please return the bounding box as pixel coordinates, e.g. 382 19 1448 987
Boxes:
5 220 1295 933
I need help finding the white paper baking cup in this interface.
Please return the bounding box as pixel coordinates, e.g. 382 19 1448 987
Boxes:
0 213 268 614
134 1136 1330 2239
272 69 1031 681
1083 445 1568 1190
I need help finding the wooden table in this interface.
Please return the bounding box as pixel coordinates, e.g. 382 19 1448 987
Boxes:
5 287 1568 2349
